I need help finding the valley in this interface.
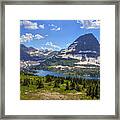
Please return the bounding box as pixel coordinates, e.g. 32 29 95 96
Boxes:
20 33 100 100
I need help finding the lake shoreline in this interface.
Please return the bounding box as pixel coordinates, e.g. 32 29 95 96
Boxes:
34 69 100 80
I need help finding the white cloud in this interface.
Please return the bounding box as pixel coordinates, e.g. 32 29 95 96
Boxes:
39 24 45 29
56 27 61 31
77 20 100 29
45 35 48 37
40 47 45 50
20 33 44 42
49 24 61 31
40 46 53 51
49 24 56 27
34 34 44 40
50 28 56 31
50 27 61 31
20 33 34 42
45 42 61 50
21 20 39 29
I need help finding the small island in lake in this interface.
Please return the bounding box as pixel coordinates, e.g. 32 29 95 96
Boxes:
20 20 100 100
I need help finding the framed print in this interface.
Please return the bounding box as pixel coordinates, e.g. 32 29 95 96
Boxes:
0 0 119 119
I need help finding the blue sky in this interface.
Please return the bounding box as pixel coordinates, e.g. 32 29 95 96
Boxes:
20 20 100 51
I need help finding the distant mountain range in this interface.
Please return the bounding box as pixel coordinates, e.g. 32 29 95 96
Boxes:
20 44 58 61
20 33 100 61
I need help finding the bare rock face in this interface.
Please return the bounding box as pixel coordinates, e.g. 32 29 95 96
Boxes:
66 33 100 58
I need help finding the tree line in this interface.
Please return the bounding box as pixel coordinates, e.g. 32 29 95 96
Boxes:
20 74 100 99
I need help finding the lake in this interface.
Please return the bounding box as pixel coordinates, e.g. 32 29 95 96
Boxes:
35 70 100 80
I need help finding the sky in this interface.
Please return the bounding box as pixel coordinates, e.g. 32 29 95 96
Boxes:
20 20 100 51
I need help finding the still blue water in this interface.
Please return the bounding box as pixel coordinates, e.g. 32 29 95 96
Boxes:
35 70 100 80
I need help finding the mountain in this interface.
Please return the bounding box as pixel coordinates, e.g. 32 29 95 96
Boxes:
28 47 37 52
20 44 58 61
20 33 100 62
20 44 31 61
20 44 41 61
59 33 100 59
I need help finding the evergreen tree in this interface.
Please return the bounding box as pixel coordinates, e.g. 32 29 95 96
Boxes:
86 85 91 96
65 81 70 90
94 84 100 99
61 79 64 84
46 75 51 82
91 87 95 99
70 82 76 90
76 84 81 92
54 80 59 88
83 81 86 88
22 78 30 86
37 80 44 89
